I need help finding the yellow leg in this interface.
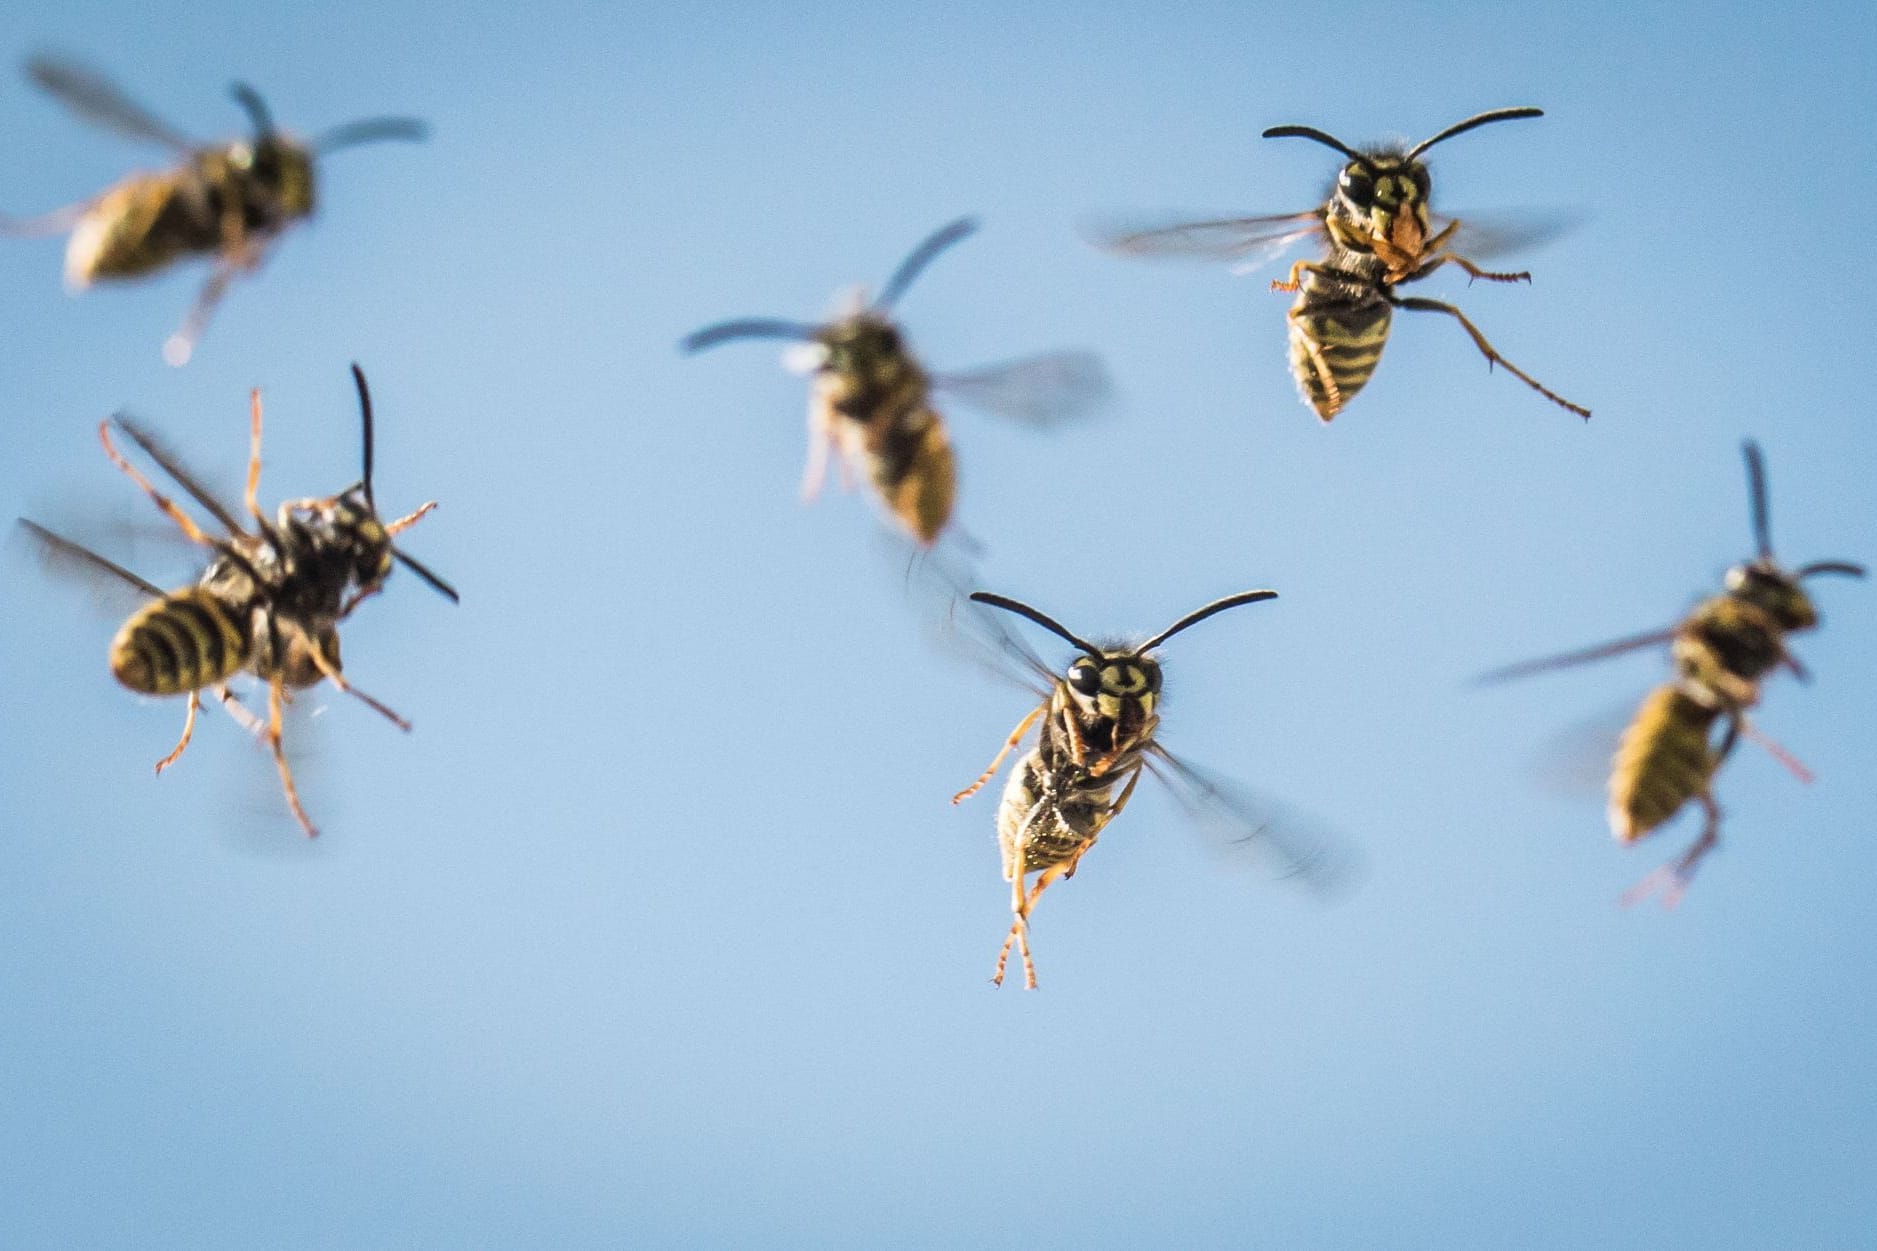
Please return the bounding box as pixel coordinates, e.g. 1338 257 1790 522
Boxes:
953 705 1043 804
1394 296 1590 419
303 632 411 731
153 691 201 774
385 500 439 535
97 420 217 546
1415 252 1531 285
245 388 267 524
1622 793 1721 910
266 676 318 838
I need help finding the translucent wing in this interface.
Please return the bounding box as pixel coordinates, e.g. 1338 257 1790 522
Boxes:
1084 210 1326 273
1432 208 1586 264
931 351 1111 428
25 54 195 152
1145 745 1358 900
895 539 1054 696
1475 627 1679 685
15 518 168 621
0 202 94 237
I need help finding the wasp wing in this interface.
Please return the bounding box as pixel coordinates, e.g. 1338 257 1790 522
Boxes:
1083 210 1326 273
1430 209 1586 264
25 55 196 152
1475 627 1680 685
893 539 1054 696
1145 745 1357 900
931 351 1111 429
16 518 168 618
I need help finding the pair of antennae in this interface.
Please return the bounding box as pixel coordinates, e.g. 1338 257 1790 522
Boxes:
1262 106 1543 164
680 216 980 354
970 589 1277 658
233 79 428 154
347 365 459 603
1741 439 1866 580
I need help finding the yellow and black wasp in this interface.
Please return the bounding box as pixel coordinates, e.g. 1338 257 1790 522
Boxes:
681 217 1109 546
1092 107 1587 421
1 55 426 365
19 365 456 837
947 586 1346 988
1480 442 1862 905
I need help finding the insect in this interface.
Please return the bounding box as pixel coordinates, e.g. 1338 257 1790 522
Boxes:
948 586 1343 988
1093 107 1587 421
1480 442 1862 905
681 217 1109 545
1 54 427 365
19 365 456 837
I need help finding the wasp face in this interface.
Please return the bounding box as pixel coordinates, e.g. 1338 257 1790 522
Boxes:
1065 653 1163 746
1332 156 1433 254
1725 561 1818 632
233 137 317 219
819 315 907 378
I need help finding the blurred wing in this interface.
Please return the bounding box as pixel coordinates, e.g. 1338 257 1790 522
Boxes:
1146 746 1358 900
0 202 94 236
1475 627 1679 685
1434 208 1586 264
931 351 1111 428
110 414 248 535
16 518 165 617
893 538 1054 695
1524 698 1635 800
1084 210 1325 273
26 54 195 152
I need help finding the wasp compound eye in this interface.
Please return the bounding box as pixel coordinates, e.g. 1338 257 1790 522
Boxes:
1068 663 1102 696
1338 167 1375 206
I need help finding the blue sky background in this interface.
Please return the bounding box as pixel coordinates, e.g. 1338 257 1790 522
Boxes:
1 2 1874 1246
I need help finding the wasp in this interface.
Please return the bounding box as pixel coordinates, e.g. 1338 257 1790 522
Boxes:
1 55 426 365
19 365 456 837
947 586 1345 988
1093 107 1587 421
1480 442 1862 905
681 217 1109 545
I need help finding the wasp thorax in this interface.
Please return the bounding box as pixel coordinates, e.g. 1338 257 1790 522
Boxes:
1725 563 1819 631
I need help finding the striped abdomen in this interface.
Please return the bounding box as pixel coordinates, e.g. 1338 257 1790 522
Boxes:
1287 292 1392 421
862 405 955 545
66 169 214 287
110 587 251 696
1608 684 1723 843
996 751 1130 879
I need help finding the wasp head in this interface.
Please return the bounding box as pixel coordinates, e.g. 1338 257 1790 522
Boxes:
236 135 317 219
1725 561 1817 632
1329 153 1433 256
1064 652 1163 752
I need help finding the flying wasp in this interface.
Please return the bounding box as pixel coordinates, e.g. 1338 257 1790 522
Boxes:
1480 442 1862 905
681 217 1109 545
1 54 426 365
1093 107 1587 421
19 365 456 837
947 586 1345 989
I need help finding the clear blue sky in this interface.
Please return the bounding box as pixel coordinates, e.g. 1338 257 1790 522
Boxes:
1 2 1874 1247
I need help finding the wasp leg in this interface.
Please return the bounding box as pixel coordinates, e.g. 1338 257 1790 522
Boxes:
385 500 439 535
163 258 242 368
800 405 838 502
153 691 202 774
266 674 318 838
96 420 218 547
953 705 1043 804
243 387 268 522
213 685 263 737
303 632 412 731
1621 794 1722 910
1270 258 1329 294
1442 254 1531 285
1740 717 1814 784
1287 305 1346 417
1393 296 1590 419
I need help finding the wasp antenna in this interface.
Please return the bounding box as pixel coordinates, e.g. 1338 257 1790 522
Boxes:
1406 107 1543 159
229 82 275 138
969 591 1102 657
1797 560 1867 580
1261 125 1364 163
680 318 823 354
1137 590 1278 653
350 363 377 512
313 116 429 154
393 549 459 603
874 217 979 312
1741 440 1772 560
